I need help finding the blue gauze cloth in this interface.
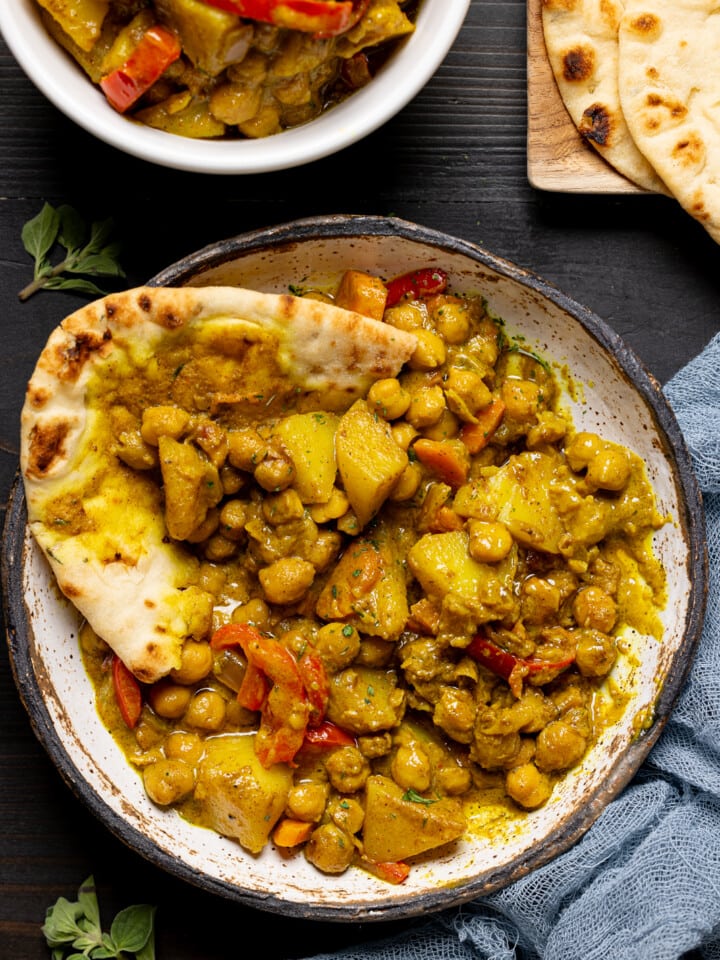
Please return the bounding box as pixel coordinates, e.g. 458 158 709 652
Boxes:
310 332 720 960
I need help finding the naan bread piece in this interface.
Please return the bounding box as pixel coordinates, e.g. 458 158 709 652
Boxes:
21 285 418 683
541 0 668 193
618 0 720 242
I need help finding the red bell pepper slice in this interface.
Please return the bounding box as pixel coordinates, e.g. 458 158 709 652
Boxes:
112 655 143 729
100 25 182 113
363 859 411 884
467 634 575 689
197 0 369 36
301 720 356 751
296 646 330 723
210 623 319 767
385 268 449 307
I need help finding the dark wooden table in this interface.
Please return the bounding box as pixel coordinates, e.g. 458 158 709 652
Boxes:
1 2 717 958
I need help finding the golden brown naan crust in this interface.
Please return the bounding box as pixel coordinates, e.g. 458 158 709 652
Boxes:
21 285 418 683
618 0 720 242
541 0 668 193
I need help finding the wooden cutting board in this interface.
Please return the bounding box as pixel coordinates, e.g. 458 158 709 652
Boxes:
526 0 646 194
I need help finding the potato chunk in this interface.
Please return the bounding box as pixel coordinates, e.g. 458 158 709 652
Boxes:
272 412 339 504
315 528 409 640
335 400 408 528
361 776 466 863
194 734 292 854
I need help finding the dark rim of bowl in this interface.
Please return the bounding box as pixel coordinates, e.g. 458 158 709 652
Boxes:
3 214 709 922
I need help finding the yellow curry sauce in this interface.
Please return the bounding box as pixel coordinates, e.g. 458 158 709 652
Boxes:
78 268 667 882
34 0 416 138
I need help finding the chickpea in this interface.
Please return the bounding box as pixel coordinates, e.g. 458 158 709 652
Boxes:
327 796 364 835
357 732 392 759
238 102 281 138
405 385 446 428
209 82 263 124
184 508 221 545
408 329 447 370
574 628 617 677
219 463 245 496
521 576 561 624
171 641 213 686
165 730 204 764
254 445 295 492
231 596 271 629
216 501 247 541
315 622 361 672
116 430 157 470
573 585 617 632
203 533 238 562
390 420 419 450
184 689 227 731
259 556 315 604
467 520 513 563
227 427 268 472
421 408 461 441
444 368 492 420
310 488 350 523
534 720 587 772
367 378 411 420
324 746 371 794
143 759 195 805
304 530 343 572
383 303 424 331
148 681 192 720
586 447 631 491
262 488 304 525
505 763 552 809
435 763 473 796
389 462 423 501
141 406 191 445
565 432 604 471
286 781 329 822
391 742 432 793
430 297 471 343
304 823 355 874
433 687 476 744
501 378 542 422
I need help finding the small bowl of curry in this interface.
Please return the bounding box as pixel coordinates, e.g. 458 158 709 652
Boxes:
0 0 469 173
4 215 707 919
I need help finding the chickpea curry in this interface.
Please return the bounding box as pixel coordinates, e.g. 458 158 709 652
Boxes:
34 0 416 138
78 267 667 884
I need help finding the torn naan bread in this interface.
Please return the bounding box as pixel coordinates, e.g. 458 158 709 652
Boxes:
21 285 417 683
541 0 668 193
618 0 720 242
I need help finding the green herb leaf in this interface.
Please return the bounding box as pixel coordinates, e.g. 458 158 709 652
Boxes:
110 904 156 954
21 202 60 272
402 788 437 805
18 202 125 302
42 876 156 959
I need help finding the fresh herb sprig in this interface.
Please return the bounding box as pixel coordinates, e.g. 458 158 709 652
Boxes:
42 875 156 960
19 202 125 301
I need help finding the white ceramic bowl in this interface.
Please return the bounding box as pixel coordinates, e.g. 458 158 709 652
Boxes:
3 216 707 920
0 1 469 174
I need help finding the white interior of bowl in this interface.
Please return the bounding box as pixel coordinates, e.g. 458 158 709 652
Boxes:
0 0 470 174
17 232 693 916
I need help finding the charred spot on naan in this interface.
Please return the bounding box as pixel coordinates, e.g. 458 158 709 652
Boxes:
626 12 662 40
25 419 72 479
578 103 616 148
562 44 595 82
672 132 706 169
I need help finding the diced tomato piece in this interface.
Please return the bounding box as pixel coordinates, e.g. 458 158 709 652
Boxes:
111 655 143 729
100 25 181 113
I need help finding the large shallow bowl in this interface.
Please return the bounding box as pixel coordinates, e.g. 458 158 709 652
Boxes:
0 1 469 174
3 215 707 920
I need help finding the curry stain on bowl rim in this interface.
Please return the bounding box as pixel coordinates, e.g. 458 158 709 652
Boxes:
2 215 708 920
